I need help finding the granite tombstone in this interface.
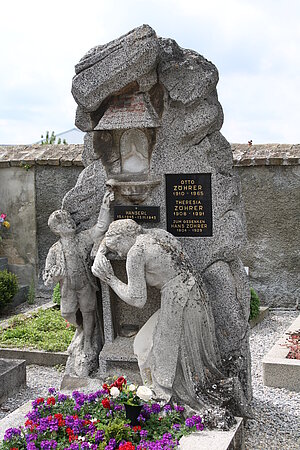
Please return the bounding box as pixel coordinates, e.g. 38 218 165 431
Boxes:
49 25 251 414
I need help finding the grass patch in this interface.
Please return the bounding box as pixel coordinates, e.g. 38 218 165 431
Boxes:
0 308 75 352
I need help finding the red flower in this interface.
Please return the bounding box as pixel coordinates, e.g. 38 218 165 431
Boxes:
132 425 141 432
36 397 44 404
118 442 135 450
101 398 110 409
47 397 56 405
117 376 126 386
102 383 110 393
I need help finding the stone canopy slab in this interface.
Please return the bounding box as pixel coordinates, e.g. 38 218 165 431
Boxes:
72 25 159 113
95 93 160 130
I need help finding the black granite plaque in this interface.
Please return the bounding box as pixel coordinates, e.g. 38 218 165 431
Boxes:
114 206 160 223
166 173 212 237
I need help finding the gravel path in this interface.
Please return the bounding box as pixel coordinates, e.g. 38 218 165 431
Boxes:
245 310 300 450
0 310 299 449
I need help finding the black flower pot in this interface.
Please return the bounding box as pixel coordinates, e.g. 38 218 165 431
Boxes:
124 403 143 426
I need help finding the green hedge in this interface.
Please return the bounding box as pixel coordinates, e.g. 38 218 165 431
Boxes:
0 270 19 312
52 283 61 306
249 288 260 320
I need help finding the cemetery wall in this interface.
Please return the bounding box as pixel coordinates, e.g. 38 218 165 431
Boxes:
0 144 299 308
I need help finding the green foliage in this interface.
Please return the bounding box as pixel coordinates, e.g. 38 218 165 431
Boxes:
19 162 31 171
0 308 75 351
249 287 260 320
27 278 35 305
0 270 19 311
52 283 61 306
41 131 67 145
103 417 131 444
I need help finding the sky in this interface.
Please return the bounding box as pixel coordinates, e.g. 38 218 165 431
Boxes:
1 0 300 145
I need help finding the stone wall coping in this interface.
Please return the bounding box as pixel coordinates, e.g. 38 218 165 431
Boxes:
0 143 299 167
231 143 300 166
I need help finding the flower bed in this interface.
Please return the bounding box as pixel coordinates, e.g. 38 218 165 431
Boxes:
284 329 300 360
0 381 204 450
0 309 75 352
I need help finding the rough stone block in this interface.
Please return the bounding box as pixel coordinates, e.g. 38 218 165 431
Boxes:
0 358 26 404
179 417 244 449
72 25 159 113
0 257 8 271
0 349 67 366
9 284 29 308
249 306 269 328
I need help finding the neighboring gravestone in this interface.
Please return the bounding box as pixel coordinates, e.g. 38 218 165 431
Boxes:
63 25 251 411
0 358 26 404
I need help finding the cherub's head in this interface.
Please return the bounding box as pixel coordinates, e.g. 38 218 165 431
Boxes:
48 210 76 236
105 219 142 257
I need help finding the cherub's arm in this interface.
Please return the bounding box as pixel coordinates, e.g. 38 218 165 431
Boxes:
89 191 114 243
92 245 147 308
43 244 65 286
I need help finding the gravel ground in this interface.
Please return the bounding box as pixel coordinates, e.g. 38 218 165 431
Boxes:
245 310 300 450
0 296 51 322
0 310 299 449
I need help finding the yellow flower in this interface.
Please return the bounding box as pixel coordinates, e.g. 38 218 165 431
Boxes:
3 221 10 229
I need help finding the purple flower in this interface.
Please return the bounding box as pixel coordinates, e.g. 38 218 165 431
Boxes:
105 438 117 449
4 427 21 441
140 429 148 439
27 443 38 450
185 417 195 428
151 403 161 414
114 404 123 411
26 410 40 422
57 393 69 402
172 423 181 431
40 440 57 449
66 444 79 450
48 387 56 395
26 434 38 443
141 404 151 418
174 405 185 412
95 429 105 444
163 404 172 412
88 393 97 402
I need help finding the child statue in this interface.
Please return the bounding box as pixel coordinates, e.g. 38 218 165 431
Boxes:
43 191 114 376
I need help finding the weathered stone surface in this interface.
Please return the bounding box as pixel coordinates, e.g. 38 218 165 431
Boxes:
35 165 82 295
0 167 36 286
236 165 300 308
72 25 159 113
0 358 26 404
67 26 252 412
95 93 160 130
43 193 113 377
158 39 219 104
92 220 250 416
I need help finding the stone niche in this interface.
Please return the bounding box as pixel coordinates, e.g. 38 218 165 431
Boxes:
65 25 251 400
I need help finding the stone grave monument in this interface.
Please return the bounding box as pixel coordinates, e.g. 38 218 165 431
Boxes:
45 25 251 417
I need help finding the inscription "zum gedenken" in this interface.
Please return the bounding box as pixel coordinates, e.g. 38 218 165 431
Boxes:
166 174 212 237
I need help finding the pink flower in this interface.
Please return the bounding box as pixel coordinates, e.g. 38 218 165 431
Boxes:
0 214 7 220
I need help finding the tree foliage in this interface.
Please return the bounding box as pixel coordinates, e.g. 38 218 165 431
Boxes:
41 131 67 145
